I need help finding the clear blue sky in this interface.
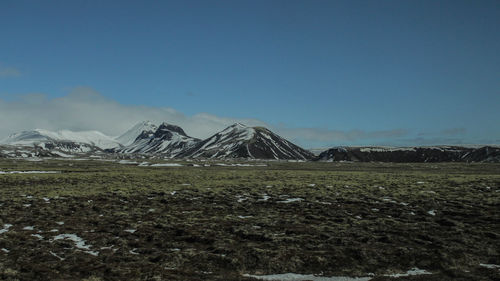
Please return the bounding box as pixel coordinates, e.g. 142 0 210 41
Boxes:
1 0 499 147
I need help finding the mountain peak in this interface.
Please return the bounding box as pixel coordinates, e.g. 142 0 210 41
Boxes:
115 121 158 146
177 125 314 160
230 122 247 128
157 122 187 136
117 122 199 157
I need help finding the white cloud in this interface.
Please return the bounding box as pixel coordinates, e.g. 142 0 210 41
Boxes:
0 87 410 147
0 87 266 140
0 64 21 77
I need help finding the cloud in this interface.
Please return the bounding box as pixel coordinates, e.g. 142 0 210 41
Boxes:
0 87 267 141
0 64 21 77
0 87 410 147
399 137 465 146
418 128 466 137
440 128 466 136
276 127 408 143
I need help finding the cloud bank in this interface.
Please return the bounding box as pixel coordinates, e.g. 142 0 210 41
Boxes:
0 87 475 148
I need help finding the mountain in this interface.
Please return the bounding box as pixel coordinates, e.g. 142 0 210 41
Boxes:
316 146 500 163
117 122 200 157
115 121 158 146
1 129 122 150
177 123 314 160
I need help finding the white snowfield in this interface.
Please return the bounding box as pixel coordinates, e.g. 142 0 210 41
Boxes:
2 128 121 149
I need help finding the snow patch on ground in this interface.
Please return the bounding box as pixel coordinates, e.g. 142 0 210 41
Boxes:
52 233 98 256
118 160 139 164
385 268 432 277
243 273 372 281
31 234 44 239
0 224 12 234
278 198 304 203
244 268 432 281
0 170 59 174
150 163 183 167
480 264 500 270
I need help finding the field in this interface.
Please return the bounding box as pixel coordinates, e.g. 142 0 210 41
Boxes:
0 159 499 280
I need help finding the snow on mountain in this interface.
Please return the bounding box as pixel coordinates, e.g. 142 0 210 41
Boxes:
117 122 200 157
2 129 121 149
177 123 314 160
115 121 158 146
315 146 500 163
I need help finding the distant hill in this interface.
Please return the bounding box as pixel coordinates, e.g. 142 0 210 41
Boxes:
315 146 500 163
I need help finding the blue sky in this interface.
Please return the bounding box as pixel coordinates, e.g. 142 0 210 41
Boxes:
1 0 499 148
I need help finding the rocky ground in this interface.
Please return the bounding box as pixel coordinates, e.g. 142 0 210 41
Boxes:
0 160 499 280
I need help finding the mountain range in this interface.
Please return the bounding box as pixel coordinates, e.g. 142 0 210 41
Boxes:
0 121 313 160
1 122 498 162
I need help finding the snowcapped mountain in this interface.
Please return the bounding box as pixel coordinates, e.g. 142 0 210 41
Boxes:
177 123 314 160
115 121 158 146
2 129 122 150
117 122 200 157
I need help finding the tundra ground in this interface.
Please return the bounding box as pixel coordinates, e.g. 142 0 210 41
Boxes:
0 159 499 280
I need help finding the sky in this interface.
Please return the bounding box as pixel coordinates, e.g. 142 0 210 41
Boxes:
1 0 499 148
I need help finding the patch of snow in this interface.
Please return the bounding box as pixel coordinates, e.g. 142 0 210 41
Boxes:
150 163 183 167
427 210 436 216
278 198 304 203
118 160 139 164
1 248 9 253
23 226 34 231
31 234 44 239
480 264 500 270
56 221 64 225
52 234 97 256
307 184 316 187
51 150 74 158
258 194 271 201
129 248 139 255
49 251 65 260
124 229 137 233
0 170 59 174
238 215 253 219
0 224 13 234
385 268 432 277
243 273 372 281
